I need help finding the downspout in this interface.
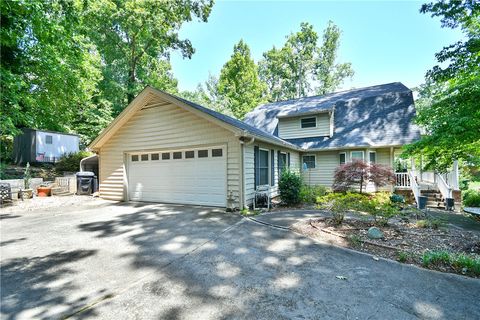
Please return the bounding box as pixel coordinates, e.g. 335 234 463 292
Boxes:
239 134 255 209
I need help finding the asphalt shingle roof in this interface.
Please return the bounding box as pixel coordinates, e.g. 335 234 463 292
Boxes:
243 82 422 149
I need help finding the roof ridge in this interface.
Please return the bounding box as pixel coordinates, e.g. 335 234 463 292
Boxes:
256 82 408 109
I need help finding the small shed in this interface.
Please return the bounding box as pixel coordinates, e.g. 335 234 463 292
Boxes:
13 128 80 164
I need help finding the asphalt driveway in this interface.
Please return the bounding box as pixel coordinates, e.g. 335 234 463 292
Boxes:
1 201 479 319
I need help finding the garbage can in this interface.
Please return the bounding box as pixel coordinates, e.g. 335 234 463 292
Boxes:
76 172 98 195
445 198 455 211
418 196 428 210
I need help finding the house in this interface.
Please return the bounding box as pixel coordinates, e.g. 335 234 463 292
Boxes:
13 128 80 164
88 82 460 209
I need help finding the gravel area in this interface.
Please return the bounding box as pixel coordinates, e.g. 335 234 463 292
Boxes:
0 195 114 214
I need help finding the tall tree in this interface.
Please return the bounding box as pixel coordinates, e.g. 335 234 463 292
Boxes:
259 21 353 101
217 40 266 119
84 0 213 115
403 0 480 171
0 0 103 158
315 21 355 95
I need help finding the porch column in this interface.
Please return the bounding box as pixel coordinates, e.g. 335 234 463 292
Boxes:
453 160 459 190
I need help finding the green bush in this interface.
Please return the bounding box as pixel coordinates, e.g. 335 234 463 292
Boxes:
463 189 480 207
390 194 405 204
55 151 93 173
278 170 303 205
299 185 328 203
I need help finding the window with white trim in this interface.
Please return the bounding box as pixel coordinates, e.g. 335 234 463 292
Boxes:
131 155 139 162
339 152 346 165
141 154 149 161
259 149 269 185
151 153 159 160
351 151 364 161
369 151 376 163
302 155 316 169
279 152 287 174
45 135 53 144
301 117 316 128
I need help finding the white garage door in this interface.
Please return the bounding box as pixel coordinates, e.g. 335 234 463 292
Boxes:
127 146 227 207
128 147 227 207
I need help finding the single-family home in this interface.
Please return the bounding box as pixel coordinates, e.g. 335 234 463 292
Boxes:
88 82 460 209
13 128 80 164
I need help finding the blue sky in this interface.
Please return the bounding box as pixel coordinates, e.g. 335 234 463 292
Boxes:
170 1 462 92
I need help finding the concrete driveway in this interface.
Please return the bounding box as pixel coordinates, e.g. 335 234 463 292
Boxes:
1 201 479 319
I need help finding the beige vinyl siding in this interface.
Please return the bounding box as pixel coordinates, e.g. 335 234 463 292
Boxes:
244 143 300 207
302 151 338 187
278 113 330 139
98 101 242 207
302 148 396 190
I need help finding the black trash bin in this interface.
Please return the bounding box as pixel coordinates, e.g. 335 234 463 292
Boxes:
76 172 98 195
418 196 428 210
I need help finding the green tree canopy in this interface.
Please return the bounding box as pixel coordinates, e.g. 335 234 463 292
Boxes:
217 40 266 119
259 21 354 101
404 0 480 171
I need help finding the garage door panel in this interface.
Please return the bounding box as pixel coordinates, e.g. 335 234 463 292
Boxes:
127 146 227 207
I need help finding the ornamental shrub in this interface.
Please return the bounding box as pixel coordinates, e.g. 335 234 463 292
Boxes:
279 170 303 205
333 160 395 193
463 189 480 207
299 185 328 203
55 151 93 173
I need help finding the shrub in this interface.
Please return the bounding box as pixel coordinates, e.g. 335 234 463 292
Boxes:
396 251 409 263
463 189 480 207
330 198 348 225
299 185 327 203
416 218 444 229
422 250 451 267
347 234 362 247
278 170 303 205
390 194 405 204
333 160 395 193
55 151 93 173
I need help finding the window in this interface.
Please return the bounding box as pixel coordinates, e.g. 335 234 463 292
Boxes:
173 152 182 159
212 148 223 157
301 117 316 128
279 152 287 174
141 154 149 161
369 151 376 163
259 149 269 185
151 153 159 160
303 155 316 169
45 135 53 144
351 151 364 161
185 151 195 159
339 152 346 165
162 152 170 160
198 150 208 158
131 155 139 162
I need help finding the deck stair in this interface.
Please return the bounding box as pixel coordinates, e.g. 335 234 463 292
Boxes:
420 189 445 210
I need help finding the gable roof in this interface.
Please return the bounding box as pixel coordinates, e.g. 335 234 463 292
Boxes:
89 86 299 150
243 82 422 150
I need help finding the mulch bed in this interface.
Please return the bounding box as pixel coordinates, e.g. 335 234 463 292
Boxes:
292 216 480 278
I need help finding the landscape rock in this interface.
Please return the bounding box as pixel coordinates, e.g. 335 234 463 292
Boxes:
367 227 384 239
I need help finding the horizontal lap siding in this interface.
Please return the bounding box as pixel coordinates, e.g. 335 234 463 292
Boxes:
244 143 300 207
303 151 338 187
278 113 330 139
99 103 241 207
302 148 395 191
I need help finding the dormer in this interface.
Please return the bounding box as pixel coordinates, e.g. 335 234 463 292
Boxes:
277 109 334 139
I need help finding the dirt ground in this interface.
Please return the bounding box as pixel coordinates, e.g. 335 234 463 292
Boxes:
292 214 480 278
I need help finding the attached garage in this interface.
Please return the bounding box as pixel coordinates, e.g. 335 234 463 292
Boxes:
88 86 300 209
127 146 227 206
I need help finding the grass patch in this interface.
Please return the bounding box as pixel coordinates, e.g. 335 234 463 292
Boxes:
347 234 362 247
240 208 260 216
396 251 409 263
416 218 444 229
422 250 480 276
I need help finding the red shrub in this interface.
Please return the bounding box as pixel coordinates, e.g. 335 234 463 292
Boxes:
333 160 395 193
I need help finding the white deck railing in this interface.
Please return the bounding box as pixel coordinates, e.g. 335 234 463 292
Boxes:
395 172 411 188
436 173 452 199
409 171 421 208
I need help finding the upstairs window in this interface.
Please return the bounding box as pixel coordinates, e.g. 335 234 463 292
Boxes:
45 135 53 144
302 155 316 169
301 117 316 128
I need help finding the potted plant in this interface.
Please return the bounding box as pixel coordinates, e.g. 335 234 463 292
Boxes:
22 162 34 199
37 182 52 197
